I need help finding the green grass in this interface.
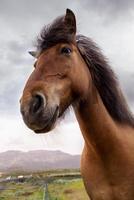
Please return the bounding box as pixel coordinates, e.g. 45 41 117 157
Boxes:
0 182 44 200
0 169 88 200
48 179 88 200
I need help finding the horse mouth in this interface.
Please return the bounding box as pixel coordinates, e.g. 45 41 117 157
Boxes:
34 107 59 134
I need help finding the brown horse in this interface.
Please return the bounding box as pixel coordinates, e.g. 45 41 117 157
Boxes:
20 9 134 200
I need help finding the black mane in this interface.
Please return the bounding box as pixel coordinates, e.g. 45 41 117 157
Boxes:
76 35 134 127
36 16 134 127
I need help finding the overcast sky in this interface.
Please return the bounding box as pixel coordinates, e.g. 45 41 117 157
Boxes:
0 0 134 154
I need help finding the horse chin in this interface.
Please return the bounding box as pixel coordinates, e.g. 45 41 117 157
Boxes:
34 122 55 134
34 106 59 134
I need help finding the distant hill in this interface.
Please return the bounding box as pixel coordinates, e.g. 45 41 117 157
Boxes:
0 150 80 172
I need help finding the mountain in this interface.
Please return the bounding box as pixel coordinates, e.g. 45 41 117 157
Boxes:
0 150 80 172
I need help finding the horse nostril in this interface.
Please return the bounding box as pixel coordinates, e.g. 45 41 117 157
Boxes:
30 93 46 114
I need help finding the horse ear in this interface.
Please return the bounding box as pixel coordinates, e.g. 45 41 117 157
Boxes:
64 8 76 34
29 51 38 58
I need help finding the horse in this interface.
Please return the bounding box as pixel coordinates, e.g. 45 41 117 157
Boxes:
20 9 134 200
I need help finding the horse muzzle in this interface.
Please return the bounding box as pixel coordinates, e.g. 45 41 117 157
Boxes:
20 92 59 133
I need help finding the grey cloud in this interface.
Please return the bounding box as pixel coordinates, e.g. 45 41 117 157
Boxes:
6 40 32 65
0 0 74 52
8 40 26 53
0 38 34 114
0 39 33 80
0 0 134 31
81 0 134 17
119 72 134 104
0 0 71 27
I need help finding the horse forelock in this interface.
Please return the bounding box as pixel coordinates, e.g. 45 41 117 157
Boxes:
36 15 76 53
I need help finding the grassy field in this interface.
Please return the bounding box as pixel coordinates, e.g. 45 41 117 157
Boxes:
0 170 89 200
48 179 88 200
0 182 44 200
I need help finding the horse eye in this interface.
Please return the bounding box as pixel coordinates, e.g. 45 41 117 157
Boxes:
61 47 72 55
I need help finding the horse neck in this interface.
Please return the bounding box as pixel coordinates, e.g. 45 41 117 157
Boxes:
73 90 122 156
